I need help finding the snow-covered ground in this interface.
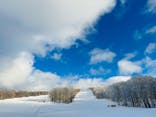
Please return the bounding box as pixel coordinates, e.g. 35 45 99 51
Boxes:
0 89 156 117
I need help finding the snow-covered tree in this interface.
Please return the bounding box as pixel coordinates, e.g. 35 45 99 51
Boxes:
91 75 156 108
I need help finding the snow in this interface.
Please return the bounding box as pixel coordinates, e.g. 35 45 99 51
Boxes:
0 89 156 117
74 89 96 101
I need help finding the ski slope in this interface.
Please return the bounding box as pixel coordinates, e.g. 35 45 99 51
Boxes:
0 89 156 117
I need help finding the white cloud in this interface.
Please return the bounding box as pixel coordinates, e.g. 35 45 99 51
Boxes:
134 25 156 40
28 70 74 91
146 0 156 13
51 53 62 61
105 76 131 86
118 59 142 75
124 52 137 60
117 53 156 77
0 0 116 89
74 78 104 89
0 55 75 90
0 57 132 90
90 66 111 75
142 57 156 77
29 74 131 90
145 25 156 34
89 48 116 64
118 51 156 77
0 0 116 57
0 53 134 91
74 76 131 89
0 52 34 89
145 43 156 54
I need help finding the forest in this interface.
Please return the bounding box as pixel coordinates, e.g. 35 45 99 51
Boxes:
91 76 156 108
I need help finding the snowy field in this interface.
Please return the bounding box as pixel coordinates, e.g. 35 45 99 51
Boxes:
0 89 156 117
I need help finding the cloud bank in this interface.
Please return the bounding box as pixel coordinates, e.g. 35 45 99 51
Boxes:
0 0 116 57
0 0 116 90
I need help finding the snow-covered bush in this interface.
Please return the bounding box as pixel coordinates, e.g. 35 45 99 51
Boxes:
49 87 80 103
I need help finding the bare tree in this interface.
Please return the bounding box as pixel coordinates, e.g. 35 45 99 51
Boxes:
49 87 80 103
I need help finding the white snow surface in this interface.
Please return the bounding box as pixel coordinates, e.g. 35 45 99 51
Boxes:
0 89 156 117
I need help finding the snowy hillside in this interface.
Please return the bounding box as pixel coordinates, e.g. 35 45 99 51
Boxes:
0 89 155 117
74 89 96 101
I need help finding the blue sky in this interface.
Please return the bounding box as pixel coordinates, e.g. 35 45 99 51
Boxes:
34 0 156 79
0 0 156 90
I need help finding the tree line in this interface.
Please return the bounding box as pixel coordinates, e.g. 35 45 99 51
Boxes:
91 76 156 108
0 90 48 100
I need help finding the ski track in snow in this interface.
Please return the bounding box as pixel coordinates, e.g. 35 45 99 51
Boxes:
0 89 156 117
